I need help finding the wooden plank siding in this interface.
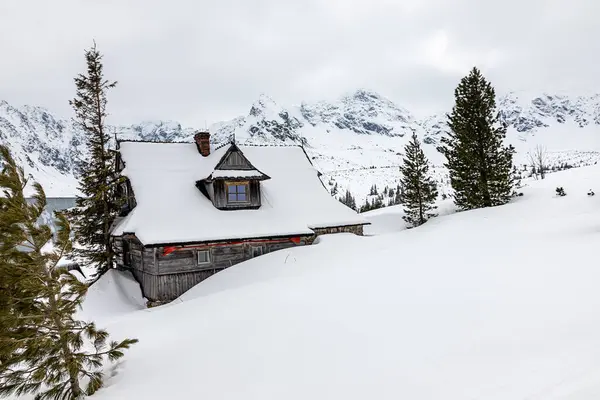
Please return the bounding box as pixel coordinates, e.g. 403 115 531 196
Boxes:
113 224 366 304
215 149 254 170
155 270 221 302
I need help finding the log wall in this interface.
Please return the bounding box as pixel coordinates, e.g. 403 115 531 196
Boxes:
310 224 364 239
113 224 365 304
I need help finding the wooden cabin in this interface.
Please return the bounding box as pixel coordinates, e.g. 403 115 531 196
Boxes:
110 132 368 304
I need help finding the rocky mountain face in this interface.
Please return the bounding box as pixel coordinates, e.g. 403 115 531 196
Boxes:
2 90 600 199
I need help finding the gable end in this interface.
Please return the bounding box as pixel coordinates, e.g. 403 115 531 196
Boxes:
215 143 256 170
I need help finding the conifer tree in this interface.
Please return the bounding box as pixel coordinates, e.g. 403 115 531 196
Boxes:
0 144 138 400
399 133 438 227
330 182 339 196
438 67 515 210
339 189 357 211
359 198 371 213
68 43 121 278
0 147 40 367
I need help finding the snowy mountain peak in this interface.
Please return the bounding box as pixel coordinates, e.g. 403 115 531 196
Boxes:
347 88 385 103
496 90 600 132
297 89 415 137
119 120 195 142
3 89 600 198
249 93 279 116
344 88 411 118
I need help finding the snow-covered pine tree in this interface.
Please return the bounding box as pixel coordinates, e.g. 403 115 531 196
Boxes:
394 183 402 205
330 182 339 196
372 195 384 210
0 144 138 400
359 198 372 213
68 42 122 278
339 189 357 211
437 67 515 210
399 132 438 227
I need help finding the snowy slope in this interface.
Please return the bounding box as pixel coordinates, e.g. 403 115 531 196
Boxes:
3 89 600 201
9 165 599 400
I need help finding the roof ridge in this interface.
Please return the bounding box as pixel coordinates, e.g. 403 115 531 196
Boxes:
116 140 304 149
117 139 193 144
213 142 230 151
238 143 302 148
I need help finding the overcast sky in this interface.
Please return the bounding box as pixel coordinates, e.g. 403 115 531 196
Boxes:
1 0 598 126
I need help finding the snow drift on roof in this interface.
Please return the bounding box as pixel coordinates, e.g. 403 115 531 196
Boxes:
112 142 368 245
209 169 269 180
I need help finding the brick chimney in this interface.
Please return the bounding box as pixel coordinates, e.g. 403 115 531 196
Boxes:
194 131 210 157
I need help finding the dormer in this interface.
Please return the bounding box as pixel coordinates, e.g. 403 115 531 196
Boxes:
196 141 270 210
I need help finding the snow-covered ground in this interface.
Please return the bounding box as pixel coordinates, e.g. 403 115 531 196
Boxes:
10 164 598 400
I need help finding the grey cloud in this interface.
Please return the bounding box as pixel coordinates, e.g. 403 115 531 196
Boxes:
1 0 599 126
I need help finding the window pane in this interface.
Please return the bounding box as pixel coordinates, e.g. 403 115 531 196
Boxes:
198 250 209 264
228 193 237 202
228 185 236 194
237 185 246 193
238 193 246 201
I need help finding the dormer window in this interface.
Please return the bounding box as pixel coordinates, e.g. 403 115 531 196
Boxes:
195 142 272 211
227 182 249 203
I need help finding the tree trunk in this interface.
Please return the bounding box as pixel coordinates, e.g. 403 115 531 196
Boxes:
476 125 492 207
417 171 424 225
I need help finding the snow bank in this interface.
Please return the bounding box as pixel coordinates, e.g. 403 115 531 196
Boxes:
361 198 457 235
78 269 146 325
12 165 600 400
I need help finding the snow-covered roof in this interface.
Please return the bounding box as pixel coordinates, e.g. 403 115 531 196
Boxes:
208 169 269 180
112 141 368 245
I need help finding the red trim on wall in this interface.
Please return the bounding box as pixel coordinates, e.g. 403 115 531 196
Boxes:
162 237 302 256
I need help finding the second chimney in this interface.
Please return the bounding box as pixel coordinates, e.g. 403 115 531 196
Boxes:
194 131 211 157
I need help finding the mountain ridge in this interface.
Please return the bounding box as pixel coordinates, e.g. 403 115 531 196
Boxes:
2 89 600 201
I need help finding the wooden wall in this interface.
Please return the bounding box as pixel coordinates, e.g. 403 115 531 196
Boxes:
216 149 253 170
311 224 365 239
116 178 137 216
114 234 313 303
113 224 366 304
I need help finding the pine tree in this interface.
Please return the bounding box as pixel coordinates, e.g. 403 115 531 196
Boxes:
0 145 138 400
394 183 402 205
68 42 122 278
0 147 41 367
438 67 515 210
399 133 438 227
359 198 371 213
339 189 357 211
372 195 384 210
330 182 339 196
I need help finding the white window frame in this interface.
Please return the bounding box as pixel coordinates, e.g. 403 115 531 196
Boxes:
197 249 211 265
